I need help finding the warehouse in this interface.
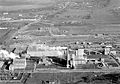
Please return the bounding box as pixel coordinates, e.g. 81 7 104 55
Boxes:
27 43 67 58
9 58 26 71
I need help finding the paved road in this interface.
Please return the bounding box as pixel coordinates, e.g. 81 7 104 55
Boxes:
110 55 120 66
9 68 120 73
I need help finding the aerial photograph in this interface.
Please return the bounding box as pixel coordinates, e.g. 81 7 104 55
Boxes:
1 0 120 84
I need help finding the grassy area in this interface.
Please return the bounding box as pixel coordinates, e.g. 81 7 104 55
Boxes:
26 72 97 84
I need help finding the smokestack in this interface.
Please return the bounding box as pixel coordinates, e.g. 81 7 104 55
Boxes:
11 48 16 53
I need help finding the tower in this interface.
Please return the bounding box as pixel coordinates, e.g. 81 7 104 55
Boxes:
104 47 110 55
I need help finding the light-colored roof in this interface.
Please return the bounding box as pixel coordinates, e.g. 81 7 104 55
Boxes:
27 50 65 57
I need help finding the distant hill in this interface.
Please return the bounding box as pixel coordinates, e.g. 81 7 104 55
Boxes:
0 0 55 11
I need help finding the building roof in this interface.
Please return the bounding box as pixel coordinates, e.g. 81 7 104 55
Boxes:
28 44 67 52
27 50 65 57
13 58 26 67
87 54 109 59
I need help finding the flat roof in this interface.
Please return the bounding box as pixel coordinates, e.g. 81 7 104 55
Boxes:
87 54 109 59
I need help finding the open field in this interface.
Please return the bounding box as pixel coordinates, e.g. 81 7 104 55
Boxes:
26 72 99 84
0 21 32 45
26 72 120 84
0 0 120 56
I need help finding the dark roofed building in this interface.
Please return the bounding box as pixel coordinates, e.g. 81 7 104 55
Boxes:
86 54 110 64
87 54 109 59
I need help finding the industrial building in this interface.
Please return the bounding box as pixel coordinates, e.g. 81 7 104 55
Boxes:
27 43 67 58
0 41 117 72
66 48 87 68
9 58 26 71
25 42 120 69
66 43 119 69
